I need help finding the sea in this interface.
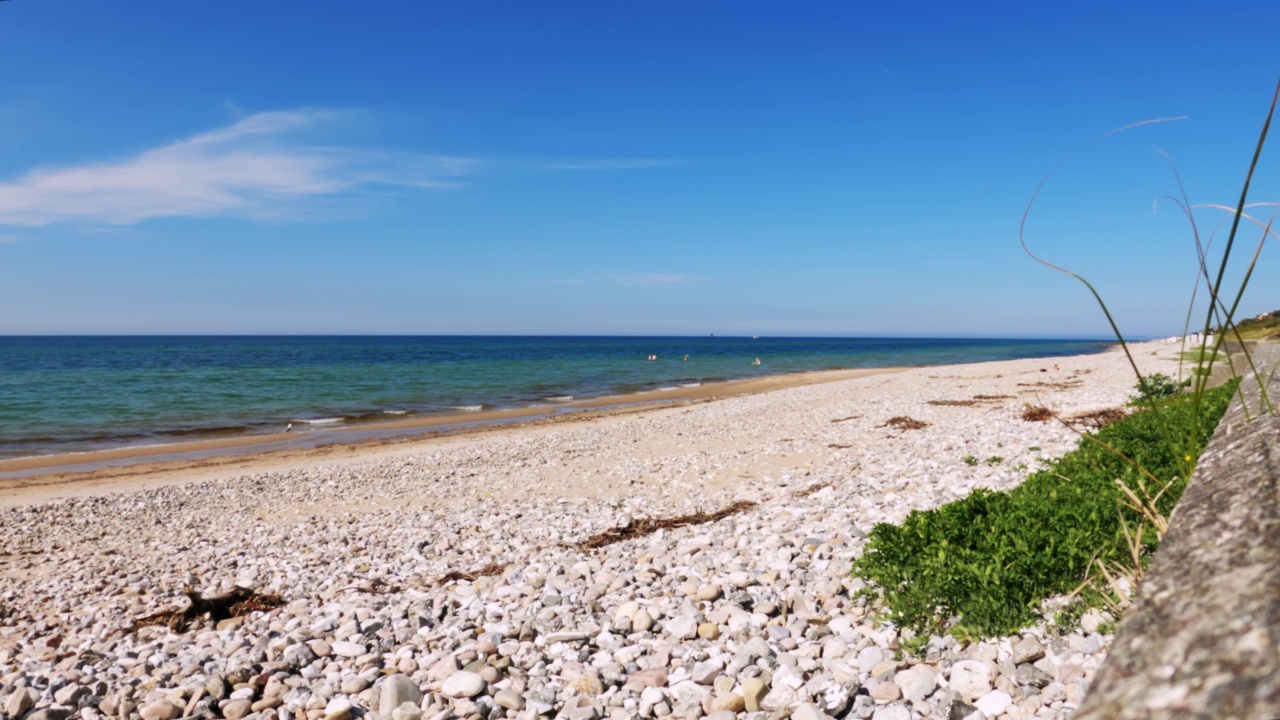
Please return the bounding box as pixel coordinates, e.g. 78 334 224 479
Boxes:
0 336 1110 460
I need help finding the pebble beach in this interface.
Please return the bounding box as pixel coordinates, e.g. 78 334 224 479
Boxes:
0 340 1191 720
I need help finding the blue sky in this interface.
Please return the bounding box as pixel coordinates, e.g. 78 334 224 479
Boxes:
1 2 1278 337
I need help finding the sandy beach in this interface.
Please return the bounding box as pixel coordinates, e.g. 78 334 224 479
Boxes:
0 340 1191 720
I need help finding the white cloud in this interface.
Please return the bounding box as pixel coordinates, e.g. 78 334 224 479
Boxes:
0 109 475 227
612 273 693 286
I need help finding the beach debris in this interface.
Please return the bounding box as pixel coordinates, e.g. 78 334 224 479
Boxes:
436 562 505 584
1022 404 1055 422
1017 380 1083 391
883 416 928 430
573 500 756 552
927 399 977 407
136 586 283 632
794 482 833 497
973 394 1014 400
830 415 860 423
828 443 852 449
1067 407 1126 430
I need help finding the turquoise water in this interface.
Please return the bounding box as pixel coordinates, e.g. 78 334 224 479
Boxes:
0 336 1108 459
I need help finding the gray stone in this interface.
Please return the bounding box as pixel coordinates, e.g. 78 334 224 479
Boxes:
857 646 885 674
817 681 859 716
391 701 422 720
848 694 877 719
1012 635 1045 665
283 642 317 668
494 689 525 710
380 674 422 712
205 675 230 701
1014 663 1052 689
894 664 936 702
690 658 724 685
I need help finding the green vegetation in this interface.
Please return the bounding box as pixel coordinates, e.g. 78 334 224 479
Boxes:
1216 309 1280 340
1179 348 1223 364
962 455 978 467
1132 372 1181 404
985 456 1004 466
851 379 1237 639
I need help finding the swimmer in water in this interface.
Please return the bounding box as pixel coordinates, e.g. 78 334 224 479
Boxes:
683 354 689 362
752 357 761 366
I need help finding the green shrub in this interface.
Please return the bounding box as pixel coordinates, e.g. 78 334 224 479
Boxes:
851 381 1236 638
1133 373 1181 404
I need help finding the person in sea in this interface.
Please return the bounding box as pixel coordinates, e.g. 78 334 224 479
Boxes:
752 357 761 366
683 354 689 362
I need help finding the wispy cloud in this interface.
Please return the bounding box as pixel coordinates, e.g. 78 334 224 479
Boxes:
545 158 681 171
611 273 694 286
0 109 476 227
0 233 22 244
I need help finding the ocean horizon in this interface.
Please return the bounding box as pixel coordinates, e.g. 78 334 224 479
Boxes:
0 335 1111 459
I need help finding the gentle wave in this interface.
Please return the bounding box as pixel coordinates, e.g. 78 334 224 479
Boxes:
383 409 410 415
543 396 575 402
449 405 484 412
680 382 702 388
292 417 344 425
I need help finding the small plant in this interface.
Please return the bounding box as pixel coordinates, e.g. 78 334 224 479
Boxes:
851 382 1236 638
1133 373 1181 404
1014 462 1028 472
898 633 930 660
1028 446 1041 452
962 455 978 466
986 456 1004 465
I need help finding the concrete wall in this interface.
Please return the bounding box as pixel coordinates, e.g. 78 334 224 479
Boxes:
1074 343 1280 719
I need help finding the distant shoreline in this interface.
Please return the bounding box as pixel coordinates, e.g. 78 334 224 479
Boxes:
0 336 1112 466
0 366 901 485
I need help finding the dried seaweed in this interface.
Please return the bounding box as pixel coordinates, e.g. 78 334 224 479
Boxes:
1022 405 1054 422
437 562 505 584
927 400 977 407
137 587 284 632
828 443 852 449
1067 407 1126 430
830 415 860 423
972 394 1014 400
883 416 928 430
794 482 833 497
574 500 756 553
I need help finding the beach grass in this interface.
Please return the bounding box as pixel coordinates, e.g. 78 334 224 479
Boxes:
853 80 1280 643
851 378 1237 639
